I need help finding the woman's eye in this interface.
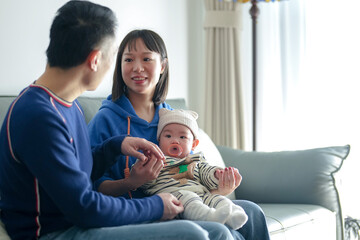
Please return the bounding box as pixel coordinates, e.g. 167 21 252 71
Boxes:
124 58 132 62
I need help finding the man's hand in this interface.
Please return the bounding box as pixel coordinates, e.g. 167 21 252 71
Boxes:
157 193 184 220
211 167 242 196
121 137 165 162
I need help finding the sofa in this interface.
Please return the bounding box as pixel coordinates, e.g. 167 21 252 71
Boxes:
0 95 350 240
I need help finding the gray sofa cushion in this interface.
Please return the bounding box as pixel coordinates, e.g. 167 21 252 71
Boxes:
77 97 187 124
260 204 336 240
218 145 350 240
0 96 16 126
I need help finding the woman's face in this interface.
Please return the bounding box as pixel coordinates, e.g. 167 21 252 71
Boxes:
121 38 165 98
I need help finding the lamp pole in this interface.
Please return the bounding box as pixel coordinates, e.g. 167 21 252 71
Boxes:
250 0 259 151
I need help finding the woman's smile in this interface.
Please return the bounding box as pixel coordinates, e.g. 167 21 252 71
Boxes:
132 76 147 84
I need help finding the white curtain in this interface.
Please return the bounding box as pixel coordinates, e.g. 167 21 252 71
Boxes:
253 0 360 218
250 0 306 151
203 0 245 149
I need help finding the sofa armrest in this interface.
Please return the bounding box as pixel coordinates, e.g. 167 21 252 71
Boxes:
217 144 350 237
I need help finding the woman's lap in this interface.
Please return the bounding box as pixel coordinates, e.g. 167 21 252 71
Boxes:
40 200 269 240
40 220 208 240
194 220 242 240
40 219 240 240
231 199 270 240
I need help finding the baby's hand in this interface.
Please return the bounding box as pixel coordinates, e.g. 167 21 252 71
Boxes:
212 167 242 196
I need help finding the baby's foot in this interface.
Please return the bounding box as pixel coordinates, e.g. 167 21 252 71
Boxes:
207 204 231 224
225 206 248 230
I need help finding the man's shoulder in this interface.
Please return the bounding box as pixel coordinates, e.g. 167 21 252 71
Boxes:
8 87 66 132
12 87 55 116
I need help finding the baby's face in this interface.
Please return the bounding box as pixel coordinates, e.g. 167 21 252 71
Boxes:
159 123 195 158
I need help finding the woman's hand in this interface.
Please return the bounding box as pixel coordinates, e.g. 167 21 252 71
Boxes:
211 167 242 196
98 137 165 197
121 136 165 162
127 153 164 189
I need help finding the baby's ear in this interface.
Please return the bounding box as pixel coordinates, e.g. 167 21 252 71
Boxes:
192 139 199 150
187 110 198 120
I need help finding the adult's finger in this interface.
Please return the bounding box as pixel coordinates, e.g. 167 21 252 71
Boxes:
143 156 164 177
153 158 165 174
142 154 157 167
158 193 184 220
224 168 231 187
220 170 225 188
171 197 184 215
234 168 242 187
122 137 165 161
228 167 236 186
136 139 164 160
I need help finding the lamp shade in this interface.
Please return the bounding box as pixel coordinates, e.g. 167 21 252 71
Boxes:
239 0 282 2
224 0 282 2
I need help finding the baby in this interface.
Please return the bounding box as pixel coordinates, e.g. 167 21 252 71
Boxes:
141 108 248 229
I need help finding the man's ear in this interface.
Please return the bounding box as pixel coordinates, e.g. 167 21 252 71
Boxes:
192 139 199 150
87 50 102 72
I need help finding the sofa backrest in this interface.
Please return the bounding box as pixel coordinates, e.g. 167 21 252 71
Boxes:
0 96 187 126
0 96 16 127
77 97 187 124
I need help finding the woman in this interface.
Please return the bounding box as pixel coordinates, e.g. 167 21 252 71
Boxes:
88 29 270 240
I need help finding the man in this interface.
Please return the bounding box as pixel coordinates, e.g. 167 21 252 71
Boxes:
0 1 205 239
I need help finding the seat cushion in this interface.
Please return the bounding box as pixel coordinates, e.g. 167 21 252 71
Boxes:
260 204 336 240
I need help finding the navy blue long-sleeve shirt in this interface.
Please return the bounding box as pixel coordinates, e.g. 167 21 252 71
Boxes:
0 84 163 240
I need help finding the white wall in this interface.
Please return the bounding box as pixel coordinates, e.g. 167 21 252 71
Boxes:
0 0 205 105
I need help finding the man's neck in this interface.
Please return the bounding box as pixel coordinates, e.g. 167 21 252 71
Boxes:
35 65 85 102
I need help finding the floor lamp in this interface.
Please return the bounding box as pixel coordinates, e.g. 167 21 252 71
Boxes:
241 0 284 151
250 0 259 151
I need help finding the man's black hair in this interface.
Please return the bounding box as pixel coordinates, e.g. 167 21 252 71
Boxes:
46 0 117 69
